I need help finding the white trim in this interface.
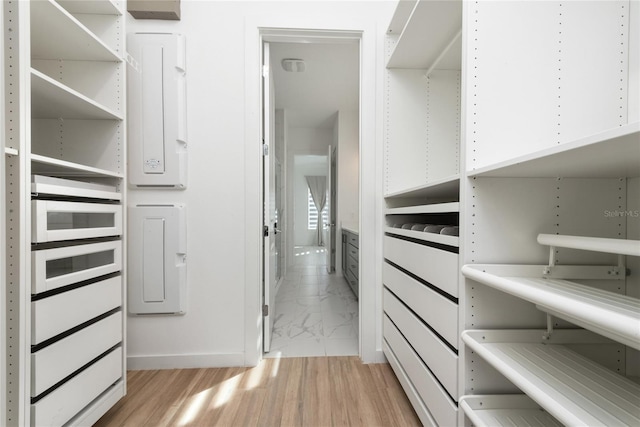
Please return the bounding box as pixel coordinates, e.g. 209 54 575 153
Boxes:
126 353 246 371
0 1 5 417
244 15 383 365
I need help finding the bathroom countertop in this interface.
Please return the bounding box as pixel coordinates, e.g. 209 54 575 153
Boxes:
341 223 359 235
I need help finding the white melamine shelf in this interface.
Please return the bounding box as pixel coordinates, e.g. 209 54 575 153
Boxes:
538 234 640 257
31 69 123 120
57 0 123 15
386 202 459 215
386 0 417 34
31 154 123 179
462 264 640 350
460 395 562 427
387 0 462 69
385 174 459 200
5 147 19 156
385 227 459 247
467 122 640 178
30 0 121 62
462 329 640 427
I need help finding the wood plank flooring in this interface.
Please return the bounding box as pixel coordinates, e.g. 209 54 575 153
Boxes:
94 356 420 427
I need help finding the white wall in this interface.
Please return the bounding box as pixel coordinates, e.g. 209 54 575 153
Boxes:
125 0 394 368
288 126 333 152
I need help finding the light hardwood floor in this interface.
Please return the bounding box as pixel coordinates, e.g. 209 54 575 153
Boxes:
94 356 420 427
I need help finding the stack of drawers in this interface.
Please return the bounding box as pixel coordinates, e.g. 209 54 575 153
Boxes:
382 232 459 426
342 229 359 298
29 176 124 426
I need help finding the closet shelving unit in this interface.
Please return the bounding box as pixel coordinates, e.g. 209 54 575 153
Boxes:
4 0 127 425
382 1 463 426
459 1 640 425
461 235 640 425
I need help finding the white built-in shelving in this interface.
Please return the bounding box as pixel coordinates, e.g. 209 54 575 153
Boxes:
30 0 121 62
384 202 460 246
468 122 640 178
383 2 463 424
386 0 461 69
384 0 461 199
56 0 123 15
459 395 563 427
383 0 639 426
459 2 639 425
462 329 640 427
384 174 460 201
31 154 124 179
31 69 122 120
462 263 640 350
384 227 459 248
386 202 460 215
3 0 127 425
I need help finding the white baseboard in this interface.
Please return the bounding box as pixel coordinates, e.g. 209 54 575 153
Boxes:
127 352 245 370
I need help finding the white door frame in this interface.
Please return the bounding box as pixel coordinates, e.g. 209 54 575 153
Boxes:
244 17 384 366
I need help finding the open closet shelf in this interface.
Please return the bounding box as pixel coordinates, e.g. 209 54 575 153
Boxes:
57 0 123 15
30 0 121 62
386 0 462 69
31 69 123 120
31 154 124 179
459 394 563 427
385 174 459 200
467 122 640 178
462 264 640 350
385 227 459 248
386 0 417 34
538 233 640 257
462 329 640 427
385 202 459 215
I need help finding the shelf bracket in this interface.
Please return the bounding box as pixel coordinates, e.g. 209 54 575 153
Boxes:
542 313 555 342
608 254 627 278
4 147 19 157
542 245 628 280
542 245 557 276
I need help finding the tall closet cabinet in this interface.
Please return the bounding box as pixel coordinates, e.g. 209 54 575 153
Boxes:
383 0 640 426
3 1 127 425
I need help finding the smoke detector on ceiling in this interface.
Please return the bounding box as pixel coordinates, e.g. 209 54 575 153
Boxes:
281 58 305 72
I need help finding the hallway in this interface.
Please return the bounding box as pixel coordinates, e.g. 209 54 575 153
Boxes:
266 246 359 358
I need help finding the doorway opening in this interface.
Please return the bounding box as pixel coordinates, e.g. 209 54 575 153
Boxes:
262 38 360 358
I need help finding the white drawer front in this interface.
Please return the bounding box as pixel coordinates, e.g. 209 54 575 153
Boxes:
384 235 458 297
31 347 122 427
32 200 122 243
31 276 121 345
31 312 122 397
383 262 458 347
384 288 458 397
32 240 122 294
384 316 458 427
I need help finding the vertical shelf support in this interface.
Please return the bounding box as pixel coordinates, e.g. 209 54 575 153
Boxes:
542 313 555 342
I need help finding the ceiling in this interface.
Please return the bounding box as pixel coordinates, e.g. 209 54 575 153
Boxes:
270 42 359 129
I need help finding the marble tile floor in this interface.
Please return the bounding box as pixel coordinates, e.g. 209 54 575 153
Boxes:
265 246 359 358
